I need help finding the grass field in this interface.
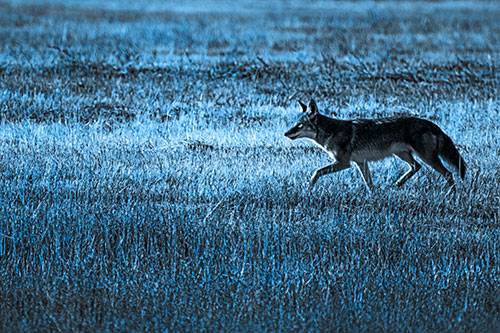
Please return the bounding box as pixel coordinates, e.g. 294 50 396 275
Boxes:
1 0 500 331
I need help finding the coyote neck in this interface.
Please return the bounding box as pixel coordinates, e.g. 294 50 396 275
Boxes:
314 114 348 146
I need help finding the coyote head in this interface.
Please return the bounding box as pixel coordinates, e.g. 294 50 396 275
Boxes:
284 99 319 140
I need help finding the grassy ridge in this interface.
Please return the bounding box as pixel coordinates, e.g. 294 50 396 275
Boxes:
1 1 500 331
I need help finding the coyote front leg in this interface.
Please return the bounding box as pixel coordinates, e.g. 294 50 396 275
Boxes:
354 161 374 191
311 161 350 186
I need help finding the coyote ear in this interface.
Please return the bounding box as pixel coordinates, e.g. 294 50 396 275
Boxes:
298 100 307 112
308 99 318 115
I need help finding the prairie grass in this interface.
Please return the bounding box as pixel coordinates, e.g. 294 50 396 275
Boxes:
1 0 500 331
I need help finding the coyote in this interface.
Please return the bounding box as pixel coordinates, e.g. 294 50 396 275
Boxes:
285 99 466 190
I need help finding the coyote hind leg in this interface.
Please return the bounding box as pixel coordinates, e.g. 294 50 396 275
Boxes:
417 153 454 186
395 151 422 186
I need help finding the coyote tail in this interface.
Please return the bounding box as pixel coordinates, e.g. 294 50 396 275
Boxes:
439 133 466 179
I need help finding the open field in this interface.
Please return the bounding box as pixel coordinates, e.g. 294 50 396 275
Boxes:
1 0 500 330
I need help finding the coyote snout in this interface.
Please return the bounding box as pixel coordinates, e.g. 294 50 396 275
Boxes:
285 99 466 190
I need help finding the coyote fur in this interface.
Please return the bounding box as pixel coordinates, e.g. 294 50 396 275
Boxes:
285 99 466 189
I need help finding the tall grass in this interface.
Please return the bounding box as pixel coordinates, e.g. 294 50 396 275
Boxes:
1 0 500 331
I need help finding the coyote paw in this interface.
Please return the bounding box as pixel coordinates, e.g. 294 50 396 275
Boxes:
310 173 319 187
